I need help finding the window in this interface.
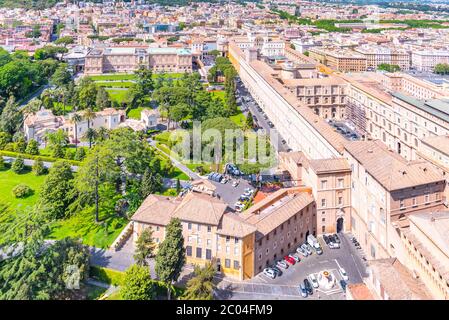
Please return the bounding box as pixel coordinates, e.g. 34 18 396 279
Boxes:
234 238 239 244
197 224 201 231
206 249 212 260
338 197 343 205
226 245 230 254
207 239 211 247
225 259 231 268
425 194 430 204
186 246 192 256
196 247 202 259
233 260 240 270
412 198 417 207
322 226 325 233
207 226 211 233
321 180 327 190
321 199 326 207
400 199 405 210
188 223 192 230
234 246 239 255
338 179 344 188
226 236 230 242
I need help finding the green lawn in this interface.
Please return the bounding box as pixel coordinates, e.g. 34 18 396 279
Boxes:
48 206 128 248
230 111 247 127
0 168 46 211
211 90 226 101
85 284 108 300
127 107 146 120
95 81 135 88
89 73 184 82
89 74 136 81
105 88 130 104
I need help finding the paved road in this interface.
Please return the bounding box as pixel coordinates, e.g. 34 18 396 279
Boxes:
2 156 79 172
18 84 50 110
236 79 290 153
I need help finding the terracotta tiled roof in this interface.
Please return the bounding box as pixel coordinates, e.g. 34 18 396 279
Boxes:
421 135 449 156
345 140 445 191
240 189 314 240
217 214 257 238
369 258 432 300
347 283 375 300
309 158 350 174
131 194 181 226
172 191 229 226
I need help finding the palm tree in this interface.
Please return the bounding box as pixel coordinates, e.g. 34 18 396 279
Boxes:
83 127 98 149
72 112 82 148
181 262 216 300
96 127 110 142
83 108 96 148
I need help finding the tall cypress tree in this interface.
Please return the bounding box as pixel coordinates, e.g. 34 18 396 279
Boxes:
155 218 185 300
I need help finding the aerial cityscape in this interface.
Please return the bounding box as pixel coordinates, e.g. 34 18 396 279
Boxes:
0 0 448 302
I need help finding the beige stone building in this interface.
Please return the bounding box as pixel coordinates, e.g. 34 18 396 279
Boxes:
396 211 449 299
309 48 367 73
85 46 193 75
130 186 317 280
279 152 352 235
344 140 446 260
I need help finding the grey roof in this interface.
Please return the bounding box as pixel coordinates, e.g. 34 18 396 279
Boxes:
392 92 449 123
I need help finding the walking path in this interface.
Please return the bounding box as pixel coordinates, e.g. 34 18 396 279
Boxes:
148 138 200 180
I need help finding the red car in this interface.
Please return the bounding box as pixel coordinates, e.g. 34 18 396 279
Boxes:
284 255 296 265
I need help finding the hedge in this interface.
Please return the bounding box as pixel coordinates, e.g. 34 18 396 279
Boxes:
0 150 81 166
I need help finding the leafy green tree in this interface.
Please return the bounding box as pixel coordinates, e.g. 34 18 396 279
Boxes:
25 139 39 155
176 178 181 194
245 113 254 129
181 262 216 300
52 143 65 158
120 264 156 300
39 160 74 219
378 63 401 72
155 218 186 300
0 156 5 170
83 108 97 148
73 147 86 161
0 131 12 149
51 64 72 87
15 136 27 153
83 127 98 149
12 184 33 198
0 203 90 301
95 86 110 110
11 156 25 173
32 158 46 176
140 167 163 198
134 228 156 266
71 112 82 148
54 36 74 47
0 96 22 135
76 78 98 110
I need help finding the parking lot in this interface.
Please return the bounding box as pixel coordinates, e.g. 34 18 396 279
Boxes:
208 177 254 210
327 120 362 141
215 233 368 300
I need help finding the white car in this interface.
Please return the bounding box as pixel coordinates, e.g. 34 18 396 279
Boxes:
263 268 276 279
232 181 239 187
339 267 349 281
220 178 228 184
296 247 308 257
308 274 319 288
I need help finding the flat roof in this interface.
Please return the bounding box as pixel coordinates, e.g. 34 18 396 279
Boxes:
148 47 191 55
392 92 449 123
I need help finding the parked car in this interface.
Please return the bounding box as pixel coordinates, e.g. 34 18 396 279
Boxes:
340 279 347 291
271 266 283 277
298 284 308 298
301 244 312 255
276 260 288 269
323 235 330 244
232 180 239 187
303 279 313 295
314 246 323 255
220 178 228 184
296 247 308 257
339 267 349 281
333 234 341 244
284 255 296 265
309 274 319 288
263 268 276 279
288 254 300 263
